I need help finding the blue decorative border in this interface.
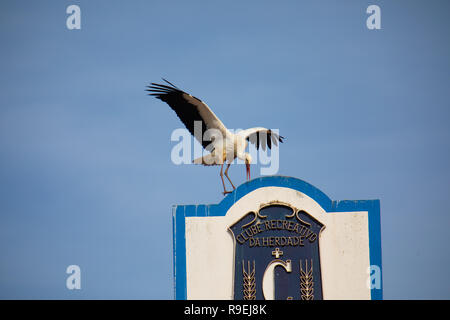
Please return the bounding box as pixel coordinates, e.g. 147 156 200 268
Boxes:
172 175 382 300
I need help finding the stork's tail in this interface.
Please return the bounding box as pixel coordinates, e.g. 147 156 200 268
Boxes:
192 153 222 166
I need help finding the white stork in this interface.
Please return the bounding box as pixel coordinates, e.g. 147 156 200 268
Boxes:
146 79 284 195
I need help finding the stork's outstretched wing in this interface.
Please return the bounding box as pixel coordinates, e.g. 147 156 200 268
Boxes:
237 127 285 151
146 79 228 149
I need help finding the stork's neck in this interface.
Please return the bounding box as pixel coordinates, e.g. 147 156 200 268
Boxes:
235 136 248 160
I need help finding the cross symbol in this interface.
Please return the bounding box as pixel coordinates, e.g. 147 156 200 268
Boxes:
271 247 283 259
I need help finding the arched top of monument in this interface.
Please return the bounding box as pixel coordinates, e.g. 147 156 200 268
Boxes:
217 175 333 214
173 175 379 218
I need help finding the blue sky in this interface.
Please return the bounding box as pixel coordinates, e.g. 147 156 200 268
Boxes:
0 0 449 299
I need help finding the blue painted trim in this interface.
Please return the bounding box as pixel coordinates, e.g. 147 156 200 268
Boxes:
172 175 382 300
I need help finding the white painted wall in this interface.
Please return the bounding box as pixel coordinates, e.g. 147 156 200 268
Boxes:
185 187 371 300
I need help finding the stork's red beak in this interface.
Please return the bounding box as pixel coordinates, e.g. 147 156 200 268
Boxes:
246 163 251 181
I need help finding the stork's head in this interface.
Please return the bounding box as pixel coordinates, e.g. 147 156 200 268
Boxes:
244 153 252 181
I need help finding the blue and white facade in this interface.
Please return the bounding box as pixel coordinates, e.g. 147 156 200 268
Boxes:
172 176 382 300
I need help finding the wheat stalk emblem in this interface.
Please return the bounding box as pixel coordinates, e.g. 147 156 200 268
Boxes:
300 259 314 300
242 260 256 300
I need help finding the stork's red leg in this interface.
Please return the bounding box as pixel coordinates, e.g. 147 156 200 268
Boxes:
220 164 231 195
224 163 235 190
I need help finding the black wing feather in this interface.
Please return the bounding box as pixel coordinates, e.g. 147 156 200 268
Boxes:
146 81 211 149
246 130 285 150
